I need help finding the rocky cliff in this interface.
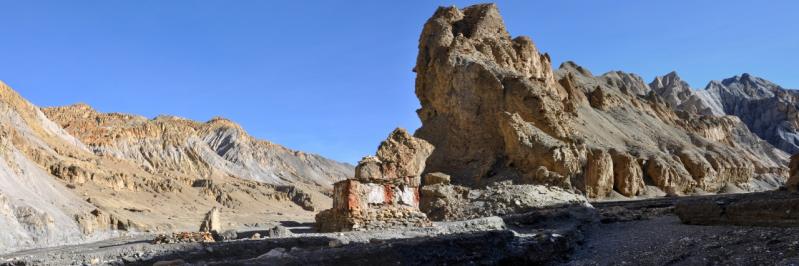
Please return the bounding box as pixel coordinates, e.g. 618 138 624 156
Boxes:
0 81 353 253
43 104 352 189
413 4 787 199
650 72 799 155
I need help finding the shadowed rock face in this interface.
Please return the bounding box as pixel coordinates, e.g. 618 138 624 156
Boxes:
413 4 787 198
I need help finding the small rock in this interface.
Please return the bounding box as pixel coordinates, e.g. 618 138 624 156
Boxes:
256 248 286 259
251 233 261 239
423 172 451 186
219 229 237 241
328 239 343 248
266 225 293 238
152 259 186 266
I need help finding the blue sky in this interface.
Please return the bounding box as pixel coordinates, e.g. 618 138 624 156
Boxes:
1 1 797 164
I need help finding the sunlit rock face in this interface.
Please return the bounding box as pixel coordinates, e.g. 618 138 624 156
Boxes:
412 4 788 199
316 128 433 232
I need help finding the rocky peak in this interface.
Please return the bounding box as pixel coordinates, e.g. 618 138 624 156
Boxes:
415 4 571 186
719 73 780 99
558 61 593 78
414 3 788 199
650 71 693 107
452 4 509 40
601 71 651 96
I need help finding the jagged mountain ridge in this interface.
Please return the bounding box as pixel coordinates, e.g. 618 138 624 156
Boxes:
0 81 353 254
413 4 787 199
43 103 352 189
650 72 799 155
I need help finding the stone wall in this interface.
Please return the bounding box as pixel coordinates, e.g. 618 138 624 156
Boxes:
315 129 433 232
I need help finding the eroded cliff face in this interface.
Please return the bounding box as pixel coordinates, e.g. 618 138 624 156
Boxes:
43 104 352 189
414 4 576 188
0 81 105 253
652 72 799 155
413 4 788 199
0 81 354 253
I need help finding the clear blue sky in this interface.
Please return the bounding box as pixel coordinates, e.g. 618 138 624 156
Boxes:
1 1 797 164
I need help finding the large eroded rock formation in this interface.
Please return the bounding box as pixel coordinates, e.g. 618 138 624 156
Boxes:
413 4 787 199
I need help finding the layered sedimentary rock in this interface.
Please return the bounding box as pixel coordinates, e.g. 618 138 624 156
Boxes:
652 72 799 155
0 80 353 253
43 104 352 189
413 4 787 200
316 129 432 232
0 81 105 253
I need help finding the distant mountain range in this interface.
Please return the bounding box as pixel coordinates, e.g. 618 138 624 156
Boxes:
651 72 799 154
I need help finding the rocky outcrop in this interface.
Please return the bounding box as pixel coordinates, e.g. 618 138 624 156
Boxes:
412 4 788 200
199 207 221 233
420 181 588 221
788 154 799 191
651 72 799 155
0 81 110 253
315 129 433 232
610 151 646 197
582 149 613 198
644 155 696 195
414 4 577 188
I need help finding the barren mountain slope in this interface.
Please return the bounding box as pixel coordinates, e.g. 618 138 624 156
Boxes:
0 81 108 253
655 73 799 155
0 81 353 254
43 104 352 189
413 4 787 199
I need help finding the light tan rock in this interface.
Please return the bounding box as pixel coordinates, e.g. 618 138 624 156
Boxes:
677 150 720 192
610 151 646 197
423 172 451 186
644 156 696 195
354 156 383 180
375 128 434 179
583 149 614 198
199 207 221 233
498 112 579 188
414 4 573 186
412 3 788 198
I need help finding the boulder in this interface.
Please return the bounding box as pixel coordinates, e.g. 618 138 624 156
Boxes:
354 156 383 180
375 128 434 179
644 155 696 195
199 207 221 233
610 151 645 197
423 172 451 186
583 149 614 198
266 225 293 238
